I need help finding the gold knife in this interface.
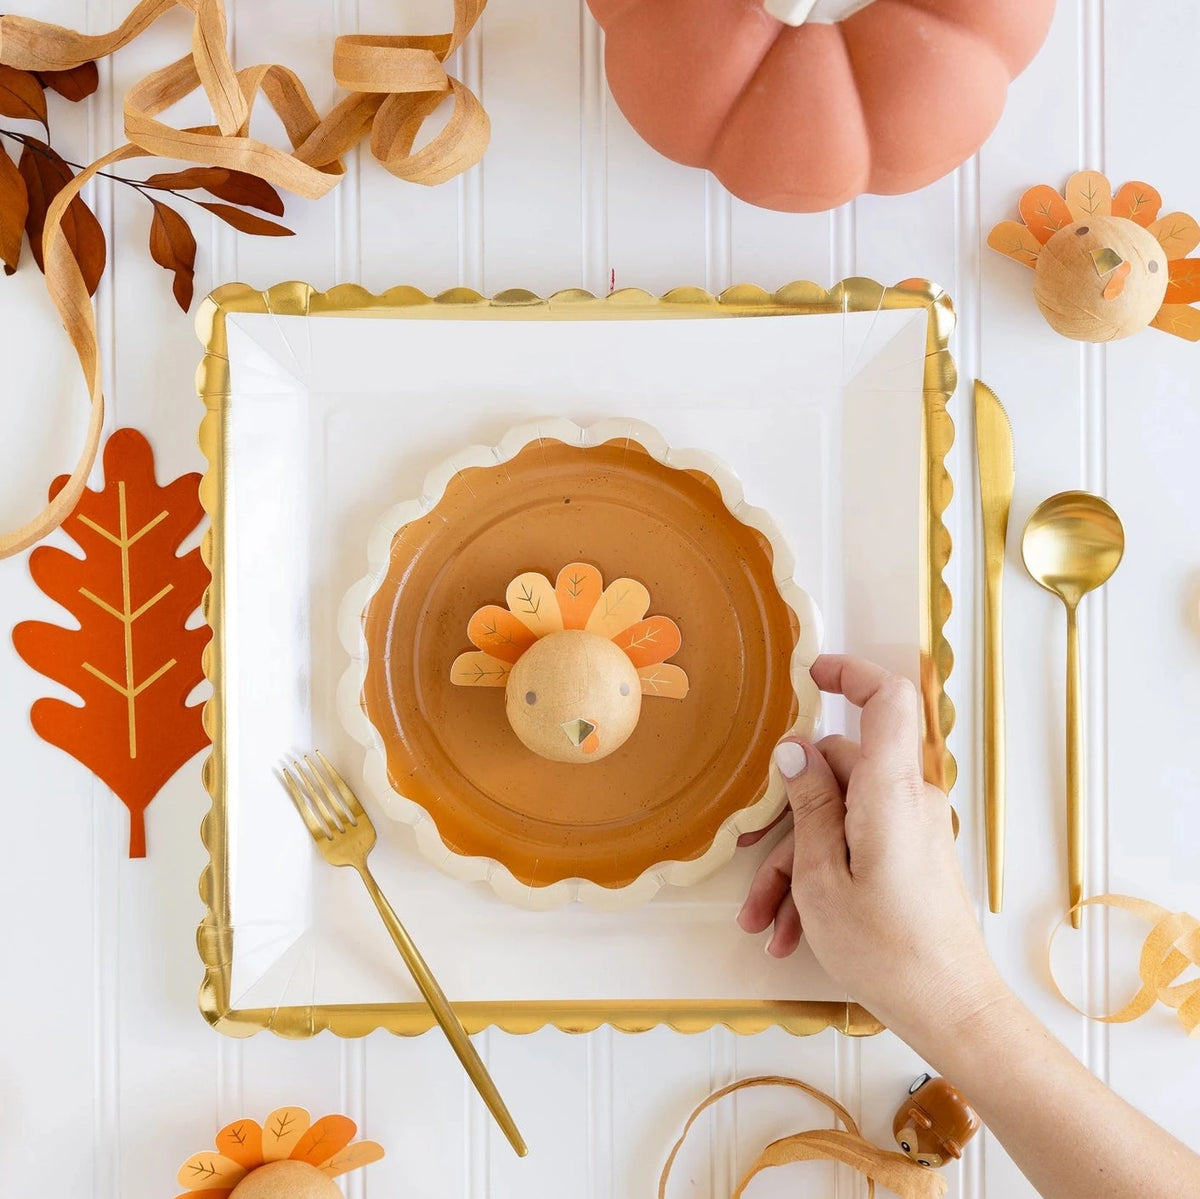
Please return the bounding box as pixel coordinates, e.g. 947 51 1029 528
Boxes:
975 381 1014 913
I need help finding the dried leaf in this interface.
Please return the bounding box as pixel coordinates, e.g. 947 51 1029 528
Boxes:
11 429 211 857
215 1119 263 1169
143 166 285 215
555 562 602 630
176 1152 247 1190
0 64 47 126
612 616 682 669
18 137 106 294
1112 180 1161 227
0 143 28 274
466 605 538 663
1148 212 1200 261
36 61 100 102
197 200 292 236
450 651 511 687
1150 303 1200 341
986 219 1042 269
290 1114 357 1167
584 578 650 639
506 571 562 636
147 199 196 311
1166 257 1200 304
1064 170 1112 220
1018 184 1072 244
320 1141 386 1178
262 1108 311 1162
638 663 690 699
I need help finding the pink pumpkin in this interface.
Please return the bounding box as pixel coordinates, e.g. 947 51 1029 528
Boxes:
587 0 1056 212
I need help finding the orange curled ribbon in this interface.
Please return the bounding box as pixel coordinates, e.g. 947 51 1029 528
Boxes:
0 0 488 558
1050 894 1200 1037
659 1076 946 1199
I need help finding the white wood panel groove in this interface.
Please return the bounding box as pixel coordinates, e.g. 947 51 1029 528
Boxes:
579 2 607 296
1078 0 1112 1088
586 1025 614 1199
952 132 985 1199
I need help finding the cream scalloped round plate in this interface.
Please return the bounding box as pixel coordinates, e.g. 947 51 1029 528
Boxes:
337 419 821 909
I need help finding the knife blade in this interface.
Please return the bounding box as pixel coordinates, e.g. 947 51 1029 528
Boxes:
975 380 1014 914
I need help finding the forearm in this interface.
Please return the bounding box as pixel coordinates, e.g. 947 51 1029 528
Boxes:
902 990 1200 1199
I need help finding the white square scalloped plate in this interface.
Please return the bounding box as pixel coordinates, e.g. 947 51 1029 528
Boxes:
204 290 934 1019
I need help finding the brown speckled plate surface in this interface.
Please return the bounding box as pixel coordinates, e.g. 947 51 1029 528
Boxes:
361 436 801 890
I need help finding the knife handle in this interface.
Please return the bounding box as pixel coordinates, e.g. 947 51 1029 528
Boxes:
983 571 1005 913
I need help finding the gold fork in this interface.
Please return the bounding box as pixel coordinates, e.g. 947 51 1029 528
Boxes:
281 752 528 1158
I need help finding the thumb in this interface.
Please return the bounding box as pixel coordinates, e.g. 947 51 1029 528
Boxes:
774 739 849 880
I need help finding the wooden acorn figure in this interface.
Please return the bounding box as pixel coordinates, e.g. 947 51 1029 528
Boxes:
452 562 689 763
893 1075 981 1169
989 171 1200 342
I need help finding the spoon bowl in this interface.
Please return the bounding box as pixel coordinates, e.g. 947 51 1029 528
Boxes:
1021 491 1124 928
1022 492 1125 608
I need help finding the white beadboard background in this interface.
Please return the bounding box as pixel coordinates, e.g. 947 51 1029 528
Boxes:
2 2 1199 1197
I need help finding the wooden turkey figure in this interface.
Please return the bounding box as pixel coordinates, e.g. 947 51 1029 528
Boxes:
451 562 689 763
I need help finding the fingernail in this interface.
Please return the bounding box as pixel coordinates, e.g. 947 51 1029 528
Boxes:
773 741 807 779
764 938 777 957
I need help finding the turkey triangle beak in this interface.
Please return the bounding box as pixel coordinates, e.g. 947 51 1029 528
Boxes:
561 718 597 747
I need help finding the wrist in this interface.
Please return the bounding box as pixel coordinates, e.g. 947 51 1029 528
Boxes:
883 956 1018 1065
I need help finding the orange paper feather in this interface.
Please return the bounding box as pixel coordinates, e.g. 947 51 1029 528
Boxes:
12 428 210 857
612 616 682 668
1112 180 1162 227
1166 257 1200 304
467 605 539 663
1019 184 1072 243
216 1119 264 1169
555 561 603 629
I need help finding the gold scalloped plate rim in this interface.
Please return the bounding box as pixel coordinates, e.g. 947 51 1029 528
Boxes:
335 417 823 910
195 277 956 1038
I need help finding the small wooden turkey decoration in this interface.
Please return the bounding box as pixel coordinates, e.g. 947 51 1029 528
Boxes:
175 1108 383 1199
452 562 688 763
893 1075 981 1169
989 171 1200 342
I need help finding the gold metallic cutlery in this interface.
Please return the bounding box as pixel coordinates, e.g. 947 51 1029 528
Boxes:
282 753 528 1157
975 381 1015 914
1021 494 1125 929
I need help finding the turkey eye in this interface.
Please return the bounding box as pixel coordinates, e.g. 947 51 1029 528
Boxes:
1149 260 1160 273
525 691 537 705
619 682 630 696
1076 225 1089 236
918 1159 931 1167
901 1142 911 1153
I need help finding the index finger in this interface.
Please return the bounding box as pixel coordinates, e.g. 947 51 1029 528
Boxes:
809 654 922 773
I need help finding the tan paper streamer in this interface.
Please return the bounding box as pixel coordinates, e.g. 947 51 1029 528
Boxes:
1050 895 1200 1038
659 1076 947 1199
0 0 488 557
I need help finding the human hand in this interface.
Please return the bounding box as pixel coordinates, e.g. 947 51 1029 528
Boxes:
736 654 1010 1047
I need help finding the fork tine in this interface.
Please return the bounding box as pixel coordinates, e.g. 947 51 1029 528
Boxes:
295 756 345 833
281 766 330 840
304 753 358 827
314 751 366 821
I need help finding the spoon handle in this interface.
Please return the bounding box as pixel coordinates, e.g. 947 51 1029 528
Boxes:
1065 605 1084 928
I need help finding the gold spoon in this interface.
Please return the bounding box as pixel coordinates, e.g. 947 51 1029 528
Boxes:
1021 492 1125 928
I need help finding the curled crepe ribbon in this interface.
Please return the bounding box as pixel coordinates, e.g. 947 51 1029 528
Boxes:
0 0 488 557
659 1075 947 1199
1050 894 1200 1037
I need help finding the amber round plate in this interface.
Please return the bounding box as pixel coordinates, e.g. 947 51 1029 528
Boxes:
339 419 821 909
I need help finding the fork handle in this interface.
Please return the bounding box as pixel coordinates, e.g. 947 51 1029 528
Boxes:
355 863 528 1157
